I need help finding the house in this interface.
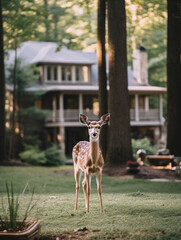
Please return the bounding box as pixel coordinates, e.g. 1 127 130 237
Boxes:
6 41 166 157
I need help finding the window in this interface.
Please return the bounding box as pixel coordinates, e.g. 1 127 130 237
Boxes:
61 66 72 81
83 95 99 116
82 66 88 82
67 67 71 81
76 67 80 81
47 67 51 81
129 95 135 109
75 66 89 82
64 95 79 109
45 65 89 82
46 66 58 81
53 67 57 81
62 67 65 81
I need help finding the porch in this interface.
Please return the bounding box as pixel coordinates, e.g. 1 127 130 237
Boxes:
44 92 164 127
46 108 163 126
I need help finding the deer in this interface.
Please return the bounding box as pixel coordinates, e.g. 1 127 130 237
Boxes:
72 113 110 213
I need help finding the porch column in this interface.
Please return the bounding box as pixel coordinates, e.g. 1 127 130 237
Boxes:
44 65 47 83
159 94 163 122
59 127 65 154
145 96 149 111
72 66 76 83
58 66 61 82
135 94 139 121
59 93 64 122
52 96 56 122
79 93 83 115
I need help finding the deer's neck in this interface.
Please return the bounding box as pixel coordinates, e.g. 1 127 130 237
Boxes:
90 140 100 164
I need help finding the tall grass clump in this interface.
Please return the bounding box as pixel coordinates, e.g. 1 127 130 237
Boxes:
0 181 35 232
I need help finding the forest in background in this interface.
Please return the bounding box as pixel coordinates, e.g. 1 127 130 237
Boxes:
1 0 173 164
2 0 167 88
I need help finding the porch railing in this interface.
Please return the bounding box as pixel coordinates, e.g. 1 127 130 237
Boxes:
46 108 161 123
130 109 160 121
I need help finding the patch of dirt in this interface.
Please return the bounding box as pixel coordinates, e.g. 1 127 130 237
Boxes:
104 165 181 180
54 166 181 181
103 165 181 180
54 170 74 175
135 166 180 180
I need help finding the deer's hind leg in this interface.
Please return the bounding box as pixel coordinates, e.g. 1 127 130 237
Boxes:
74 166 82 211
82 175 88 211
82 173 91 213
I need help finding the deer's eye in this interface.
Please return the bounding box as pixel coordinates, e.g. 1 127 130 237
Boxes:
88 126 91 129
97 126 101 129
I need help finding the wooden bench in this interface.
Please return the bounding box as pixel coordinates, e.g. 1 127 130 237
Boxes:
147 155 174 169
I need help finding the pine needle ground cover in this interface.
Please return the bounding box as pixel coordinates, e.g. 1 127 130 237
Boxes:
0 166 181 240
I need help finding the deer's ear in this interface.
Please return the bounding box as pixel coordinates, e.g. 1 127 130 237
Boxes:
80 114 89 126
100 113 110 126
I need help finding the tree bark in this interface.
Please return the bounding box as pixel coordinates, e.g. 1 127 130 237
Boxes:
0 0 6 162
167 0 181 155
9 40 17 160
106 0 133 166
97 0 108 159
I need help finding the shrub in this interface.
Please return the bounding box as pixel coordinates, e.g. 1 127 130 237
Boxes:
19 144 66 166
19 144 46 165
44 144 66 166
132 138 155 160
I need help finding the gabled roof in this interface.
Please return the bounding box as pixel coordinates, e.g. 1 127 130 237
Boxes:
5 41 166 92
10 41 95 65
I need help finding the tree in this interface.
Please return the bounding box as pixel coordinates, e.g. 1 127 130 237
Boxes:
106 0 133 166
167 0 181 155
2 0 43 159
6 59 49 155
0 0 6 161
97 0 108 159
2 0 42 48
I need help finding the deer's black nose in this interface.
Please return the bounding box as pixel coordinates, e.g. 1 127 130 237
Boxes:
93 133 97 137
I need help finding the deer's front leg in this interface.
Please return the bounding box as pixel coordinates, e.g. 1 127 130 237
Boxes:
74 167 81 211
96 171 104 213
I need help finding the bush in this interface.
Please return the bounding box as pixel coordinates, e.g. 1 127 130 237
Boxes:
44 144 66 166
19 144 46 165
19 144 66 166
132 138 156 160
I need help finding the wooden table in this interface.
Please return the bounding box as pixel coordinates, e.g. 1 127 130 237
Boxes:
147 155 174 168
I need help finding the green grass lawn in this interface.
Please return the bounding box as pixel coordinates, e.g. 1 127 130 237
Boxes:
0 166 181 240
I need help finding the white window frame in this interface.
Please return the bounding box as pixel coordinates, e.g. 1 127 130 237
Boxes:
61 66 72 82
75 66 89 83
45 65 58 82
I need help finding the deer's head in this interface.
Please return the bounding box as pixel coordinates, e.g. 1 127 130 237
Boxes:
80 113 110 142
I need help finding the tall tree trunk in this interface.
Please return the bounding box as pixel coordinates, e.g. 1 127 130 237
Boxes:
0 0 6 162
106 0 133 166
97 0 108 159
9 40 17 160
167 0 181 155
